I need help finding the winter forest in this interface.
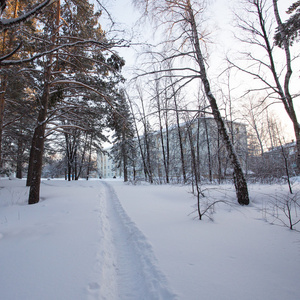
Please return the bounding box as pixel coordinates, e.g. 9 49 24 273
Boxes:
1 0 300 299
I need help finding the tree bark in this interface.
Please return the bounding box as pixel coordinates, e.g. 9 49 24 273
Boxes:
0 81 6 169
28 80 49 204
156 80 169 183
128 93 150 181
16 136 23 179
28 0 59 203
122 130 128 182
187 0 249 205
203 115 212 182
172 84 187 183
140 90 153 183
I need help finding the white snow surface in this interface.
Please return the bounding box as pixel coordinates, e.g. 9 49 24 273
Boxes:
0 178 300 300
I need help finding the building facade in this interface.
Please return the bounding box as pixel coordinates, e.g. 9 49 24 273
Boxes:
97 148 118 179
97 117 247 181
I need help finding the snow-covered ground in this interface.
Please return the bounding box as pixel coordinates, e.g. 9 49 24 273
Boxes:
0 178 299 299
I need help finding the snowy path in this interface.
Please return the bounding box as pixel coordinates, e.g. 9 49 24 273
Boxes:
2 179 299 299
0 179 176 300
95 181 177 300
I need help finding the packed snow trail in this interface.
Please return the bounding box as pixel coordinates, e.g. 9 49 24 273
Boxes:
1 179 300 299
0 179 176 300
94 181 177 300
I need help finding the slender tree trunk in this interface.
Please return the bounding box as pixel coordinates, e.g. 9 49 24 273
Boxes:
203 116 212 182
122 130 128 182
187 123 199 183
26 133 36 186
67 163 71 181
217 130 222 184
140 91 153 183
86 134 93 180
187 1 249 204
196 116 201 182
0 61 8 169
123 154 128 182
156 81 169 183
144 130 153 183
74 145 78 180
78 132 89 180
16 136 23 179
0 81 6 169
188 121 202 220
64 132 74 181
128 95 149 180
173 90 187 183
164 93 170 183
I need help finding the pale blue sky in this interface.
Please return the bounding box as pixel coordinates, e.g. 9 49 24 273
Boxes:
102 0 298 141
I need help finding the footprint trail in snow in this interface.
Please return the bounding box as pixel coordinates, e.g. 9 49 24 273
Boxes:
90 181 177 300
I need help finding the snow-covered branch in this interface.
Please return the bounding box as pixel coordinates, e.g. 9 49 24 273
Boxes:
0 39 119 66
0 42 22 61
0 0 56 31
45 124 88 137
50 79 115 109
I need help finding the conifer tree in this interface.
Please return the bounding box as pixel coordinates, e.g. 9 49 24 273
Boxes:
274 1 300 47
25 0 124 204
109 90 135 182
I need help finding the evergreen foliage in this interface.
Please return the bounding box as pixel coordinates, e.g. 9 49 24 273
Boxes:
274 1 300 47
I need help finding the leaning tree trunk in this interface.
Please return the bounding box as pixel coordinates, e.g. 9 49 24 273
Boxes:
187 1 249 205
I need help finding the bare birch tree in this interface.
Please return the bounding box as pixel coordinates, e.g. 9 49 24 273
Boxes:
231 0 300 174
134 0 249 205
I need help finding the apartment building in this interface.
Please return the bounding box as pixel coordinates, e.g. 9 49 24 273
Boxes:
97 116 247 181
